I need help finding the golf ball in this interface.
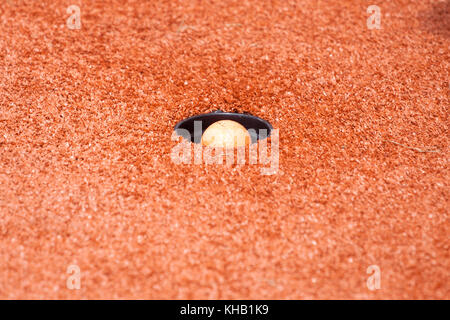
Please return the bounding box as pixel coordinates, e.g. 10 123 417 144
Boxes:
201 120 251 148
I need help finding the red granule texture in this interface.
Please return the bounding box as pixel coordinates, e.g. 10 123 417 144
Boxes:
0 0 448 299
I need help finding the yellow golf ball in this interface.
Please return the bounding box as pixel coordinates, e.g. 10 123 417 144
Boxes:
201 120 251 148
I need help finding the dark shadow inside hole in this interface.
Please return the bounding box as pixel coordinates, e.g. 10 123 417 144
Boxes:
174 111 273 144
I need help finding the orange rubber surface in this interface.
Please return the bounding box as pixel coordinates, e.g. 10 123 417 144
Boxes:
0 0 448 299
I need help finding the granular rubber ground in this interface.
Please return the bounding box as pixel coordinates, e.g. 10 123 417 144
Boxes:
0 0 448 299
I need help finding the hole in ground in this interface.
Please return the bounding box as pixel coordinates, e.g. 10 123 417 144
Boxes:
174 110 273 144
